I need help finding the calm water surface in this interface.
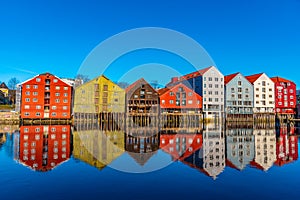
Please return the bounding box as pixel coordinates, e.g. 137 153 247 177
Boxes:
0 123 299 200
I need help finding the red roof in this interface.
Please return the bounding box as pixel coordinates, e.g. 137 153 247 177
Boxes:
271 76 293 83
245 73 264 84
225 159 240 171
224 73 239 85
157 87 169 95
249 160 265 171
180 66 213 81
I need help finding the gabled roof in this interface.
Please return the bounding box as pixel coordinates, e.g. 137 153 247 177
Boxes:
245 73 264 84
271 76 293 83
127 152 156 166
19 73 72 87
157 87 169 95
180 66 213 81
125 78 156 94
224 73 239 85
0 82 8 89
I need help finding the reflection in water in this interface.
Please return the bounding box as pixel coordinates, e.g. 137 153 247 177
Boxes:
73 123 124 170
7 120 298 179
226 126 255 170
275 127 298 166
15 125 71 172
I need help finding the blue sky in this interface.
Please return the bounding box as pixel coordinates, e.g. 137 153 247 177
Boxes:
0 0 299 87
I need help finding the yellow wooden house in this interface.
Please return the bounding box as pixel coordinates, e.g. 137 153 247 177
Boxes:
74 75 125 113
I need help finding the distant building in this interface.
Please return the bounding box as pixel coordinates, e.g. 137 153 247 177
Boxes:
0 82 9 97
0 90 5 105
8 90 16 105
226 127 255 170
271 77 296 114
125 78 159 135
167 66 224 118
158 83 202 113
297 90 300 118
19 73 73 119
224 73 254 115
251 128 276 171
17 125 71 171
245 73 275 113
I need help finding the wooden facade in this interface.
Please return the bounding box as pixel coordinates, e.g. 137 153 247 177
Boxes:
125 78 159 135
73 75 125 130
19 73 73 120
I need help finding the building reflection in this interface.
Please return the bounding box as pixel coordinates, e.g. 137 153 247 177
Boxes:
73 123 125 170
250 123 276 171
125 132 159 166
275 126 298 166
16 125 71 172
226 124 255 170
0 132 6 148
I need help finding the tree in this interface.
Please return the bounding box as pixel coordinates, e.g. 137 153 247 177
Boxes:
75 74 90 83
7 77 20 90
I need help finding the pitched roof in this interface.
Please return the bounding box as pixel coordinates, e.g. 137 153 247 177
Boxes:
180 66 213 81
224 73 239 85
125 78 152 93
0 82 8 89
157 87 170 95
245 73 264 84
127 152 156 166
270 76 293 83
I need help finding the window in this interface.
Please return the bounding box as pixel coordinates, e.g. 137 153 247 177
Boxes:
256 88 259 91
51 127 56 132
26 91 30 95
204 91 206 95
25 112 30 116
204 98 206 102
24 105 30 109
262 88 266 92
55 99 60 103
290 95 294 99
231 88 235 93
290 89 294 93
238 88 242 92
215 84 219 88
291 102 294 106
262 94 266 99
215 91 218 95
231 94 235 98
36 112 41 116
215 77 218 81
208 91 212 95
209 84 212 88
64 93 68 97
215 98 218 102
64 87 68 90
245 88 249 93
52 106 57 110
170 92 174 96
62 128 67 133
36 105 41 109
25 98 30 102
63 99 68 103
26 85 30 89
208 77 212 81
33 92 38 96
24 135 28 140
262 81 266 86
33 98 38 102
62 113 67 117
55 93 60 96
188 92 192 96
36 78 41 82
52 112 57 116
238 94 242 99
278 102 282 106
278 95 282 99
204 84 206 88
269 88 272 92
33 85 38 89
169 100 174 104
55 86 60 90
24 128 29 133
209 98 212 102
188 100 193 104
238 81 241 86
63 106 68 110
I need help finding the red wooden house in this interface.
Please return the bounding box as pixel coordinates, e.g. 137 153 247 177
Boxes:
158 83 202 113
18 125 71 171
271 77 296 114
20 73 73 119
